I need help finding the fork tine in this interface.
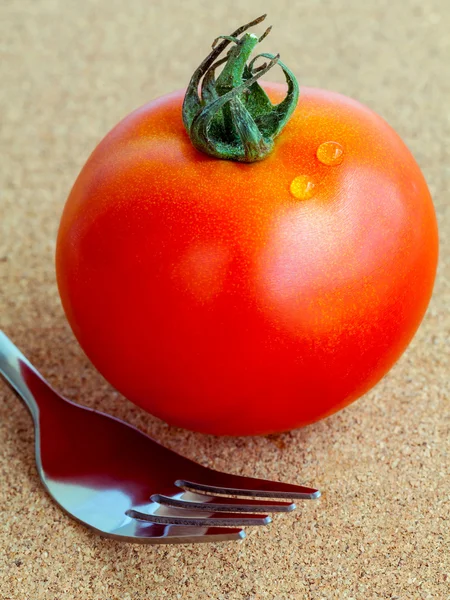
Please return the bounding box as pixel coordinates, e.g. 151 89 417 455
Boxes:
176 472 320 500
152 492 296 513
126 508 271 527
117 520 246 544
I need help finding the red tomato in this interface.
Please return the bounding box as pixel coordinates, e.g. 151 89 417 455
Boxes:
56 84 438 435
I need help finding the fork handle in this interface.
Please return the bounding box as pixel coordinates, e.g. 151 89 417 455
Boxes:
0 330 43 422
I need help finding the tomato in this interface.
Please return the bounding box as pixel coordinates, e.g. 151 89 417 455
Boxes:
56 21 438 436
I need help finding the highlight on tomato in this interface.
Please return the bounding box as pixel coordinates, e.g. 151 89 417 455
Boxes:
56 16 438 435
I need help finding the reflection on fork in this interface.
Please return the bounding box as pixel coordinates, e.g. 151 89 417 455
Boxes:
0 330 320 544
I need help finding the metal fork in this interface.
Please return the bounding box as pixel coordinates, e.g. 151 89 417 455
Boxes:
0 331 320 544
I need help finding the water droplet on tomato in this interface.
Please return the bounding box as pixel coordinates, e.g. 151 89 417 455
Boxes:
290 175 316 200
316 141 344 166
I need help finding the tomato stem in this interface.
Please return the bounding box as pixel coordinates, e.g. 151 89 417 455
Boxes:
182 15 299 163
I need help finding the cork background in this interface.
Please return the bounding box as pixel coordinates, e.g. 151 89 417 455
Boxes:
1 0 449 598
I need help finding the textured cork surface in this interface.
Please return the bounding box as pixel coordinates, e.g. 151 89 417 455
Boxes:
0 1 449 598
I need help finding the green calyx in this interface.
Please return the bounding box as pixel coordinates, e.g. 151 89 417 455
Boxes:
182 15 299 163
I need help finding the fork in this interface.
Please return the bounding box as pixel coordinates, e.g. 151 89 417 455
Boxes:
0 331 320 544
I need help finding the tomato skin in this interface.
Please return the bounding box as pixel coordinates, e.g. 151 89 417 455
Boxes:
56 85 438 436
